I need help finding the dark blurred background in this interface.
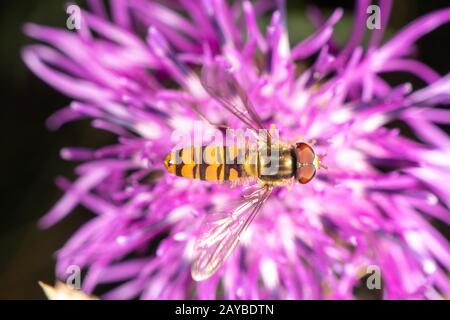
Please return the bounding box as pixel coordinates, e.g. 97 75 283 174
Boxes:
0 0 449 299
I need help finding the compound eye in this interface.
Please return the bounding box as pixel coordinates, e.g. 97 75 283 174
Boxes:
296 143 315 164
297 165 316 184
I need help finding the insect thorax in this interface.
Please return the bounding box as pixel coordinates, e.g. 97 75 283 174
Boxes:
244 144 295 182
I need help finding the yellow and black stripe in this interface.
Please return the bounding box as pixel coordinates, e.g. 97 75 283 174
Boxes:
164 146 245 181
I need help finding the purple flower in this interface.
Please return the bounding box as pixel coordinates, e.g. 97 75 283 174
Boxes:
23 0 450 299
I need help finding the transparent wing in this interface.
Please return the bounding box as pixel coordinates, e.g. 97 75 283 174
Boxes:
191 185 272 281
201 62 266 132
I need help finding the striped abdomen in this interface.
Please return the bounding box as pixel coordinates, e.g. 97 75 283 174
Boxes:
164 146 247 181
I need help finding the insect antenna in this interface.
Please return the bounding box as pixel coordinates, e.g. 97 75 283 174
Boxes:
316 153 329 170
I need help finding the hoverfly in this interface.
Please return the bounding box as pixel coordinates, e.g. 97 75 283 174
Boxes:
164 62 325 281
